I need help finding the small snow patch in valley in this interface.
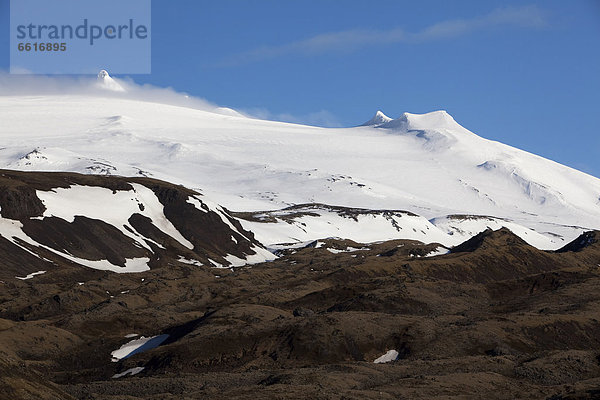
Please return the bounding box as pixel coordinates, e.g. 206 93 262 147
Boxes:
111 334 169 362
424 246 450 257
15 270 46 280
112 367 145 379
177 256 203 266
224 245 277 267
374 350 399 364
326 246 370 254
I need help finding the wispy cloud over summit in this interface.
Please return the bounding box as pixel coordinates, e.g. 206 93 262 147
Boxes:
218 5 547 66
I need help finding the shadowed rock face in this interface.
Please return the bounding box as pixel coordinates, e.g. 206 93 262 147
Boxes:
0 169 270 279
556 231 598 253
1 188 600 400
0 185 45 220
451 227 530 253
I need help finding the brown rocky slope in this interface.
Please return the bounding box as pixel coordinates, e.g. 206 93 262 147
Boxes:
0 169 271 281
1 171 600 399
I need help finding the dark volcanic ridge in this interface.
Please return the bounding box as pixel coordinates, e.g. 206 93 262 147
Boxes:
0 169 271 281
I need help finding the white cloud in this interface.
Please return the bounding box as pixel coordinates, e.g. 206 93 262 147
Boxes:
219 5 547 66
0 72 339 126
242 107 342 128
0 71 225 113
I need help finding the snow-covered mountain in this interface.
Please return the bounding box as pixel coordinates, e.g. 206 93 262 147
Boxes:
1 74 599 251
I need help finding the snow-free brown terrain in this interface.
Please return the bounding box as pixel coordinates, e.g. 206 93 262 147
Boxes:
1 171 600 399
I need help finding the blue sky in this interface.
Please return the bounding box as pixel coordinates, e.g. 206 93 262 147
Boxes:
1 0 599 177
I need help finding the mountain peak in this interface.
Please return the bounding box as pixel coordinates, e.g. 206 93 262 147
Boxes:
451 227 530 253
361 110 392 126
380 110 462 131
97 70 125 92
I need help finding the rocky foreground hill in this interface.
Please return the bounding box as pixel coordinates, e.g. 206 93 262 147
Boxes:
0 169 273 280
0 171 599 399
